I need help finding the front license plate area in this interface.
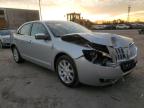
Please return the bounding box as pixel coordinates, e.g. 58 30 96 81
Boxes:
120 59 137 72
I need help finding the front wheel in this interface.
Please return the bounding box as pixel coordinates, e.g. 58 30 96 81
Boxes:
56 55 79 87
12 47 24 63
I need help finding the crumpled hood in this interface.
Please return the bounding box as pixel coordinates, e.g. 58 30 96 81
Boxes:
74 32 133 47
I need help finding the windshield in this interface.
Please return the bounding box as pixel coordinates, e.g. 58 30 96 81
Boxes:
46 21 91 37
0 30 10 36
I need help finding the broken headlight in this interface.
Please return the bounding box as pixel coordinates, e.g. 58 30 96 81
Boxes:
82 50 113 66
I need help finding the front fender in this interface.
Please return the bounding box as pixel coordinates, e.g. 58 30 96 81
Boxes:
53 39 88 59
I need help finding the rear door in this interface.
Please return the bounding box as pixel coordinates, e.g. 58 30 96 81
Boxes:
14 23 32 57
28 22 53 68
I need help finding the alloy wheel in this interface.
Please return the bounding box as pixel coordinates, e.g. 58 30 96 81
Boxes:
58 60 74 84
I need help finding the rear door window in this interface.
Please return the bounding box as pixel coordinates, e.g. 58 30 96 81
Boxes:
18 23 32 35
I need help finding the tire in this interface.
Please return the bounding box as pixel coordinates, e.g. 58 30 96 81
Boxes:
12 46 24 63
0 41 3 49
56 55 79 87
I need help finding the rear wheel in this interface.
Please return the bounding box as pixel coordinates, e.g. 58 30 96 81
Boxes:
0 41 3 49
12 47 24 63
56 55 79 87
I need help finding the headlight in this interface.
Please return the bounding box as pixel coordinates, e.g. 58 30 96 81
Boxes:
82 50 112 66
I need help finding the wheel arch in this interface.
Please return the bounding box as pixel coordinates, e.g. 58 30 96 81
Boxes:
54 52 80 87
54 52 75 71
11 44 16 50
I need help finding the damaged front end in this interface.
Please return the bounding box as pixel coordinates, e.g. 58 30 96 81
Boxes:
61 33 137 71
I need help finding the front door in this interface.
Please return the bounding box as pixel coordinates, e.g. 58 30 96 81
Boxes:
28 23 53 68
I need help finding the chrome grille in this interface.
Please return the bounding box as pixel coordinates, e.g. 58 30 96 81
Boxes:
114 43 137 61
115 48 126 60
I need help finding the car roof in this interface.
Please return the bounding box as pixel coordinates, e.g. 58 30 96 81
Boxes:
17 20 70 32
24 20 70 24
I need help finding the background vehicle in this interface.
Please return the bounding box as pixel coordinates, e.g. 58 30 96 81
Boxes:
91 24 107 30
0 30 15 48
116 24 130 29
11 21 137 87
138 29 144 34
104 25 116 30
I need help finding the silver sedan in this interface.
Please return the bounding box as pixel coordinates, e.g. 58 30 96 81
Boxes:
11 21 138 87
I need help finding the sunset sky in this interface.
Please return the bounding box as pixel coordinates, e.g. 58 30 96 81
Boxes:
0 0 144 22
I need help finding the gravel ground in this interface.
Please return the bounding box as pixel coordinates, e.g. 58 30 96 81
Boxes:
0 30 144 108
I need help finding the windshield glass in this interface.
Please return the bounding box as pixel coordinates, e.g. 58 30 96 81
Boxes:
0 30 10 36
46 21 91 37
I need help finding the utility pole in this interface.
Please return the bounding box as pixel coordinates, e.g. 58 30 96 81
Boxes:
39 0 42 20
127 5 131 23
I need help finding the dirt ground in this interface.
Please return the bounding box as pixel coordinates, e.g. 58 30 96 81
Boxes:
0 30 144 108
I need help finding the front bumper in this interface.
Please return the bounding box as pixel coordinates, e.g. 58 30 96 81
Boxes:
75 57 137 86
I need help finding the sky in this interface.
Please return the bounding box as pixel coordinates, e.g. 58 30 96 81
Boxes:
0 0 144 22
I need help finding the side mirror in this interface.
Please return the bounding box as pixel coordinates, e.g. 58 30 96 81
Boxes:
35 33 50 40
